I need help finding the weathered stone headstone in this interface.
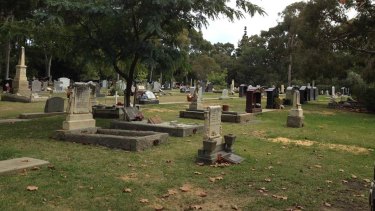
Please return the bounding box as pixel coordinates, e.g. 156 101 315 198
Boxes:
101 80 108 88
121 107 142 121
280 84 285 94
42 81 49 91
53 81 64 93
44 97 64 113
230 80 235 94
63 82 96 130
31 79 42 92
197 106 243 164
332 86 336 97
189 85 203 110
12 47 30 97
287 90 304 128
239 84 247 97
219 89 229 99
58 77 70 90
152 81 161 92
326 90 330 96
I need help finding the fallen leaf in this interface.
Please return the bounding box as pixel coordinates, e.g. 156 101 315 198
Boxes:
339 169 344 172
281 187 287 190
324 202 331 207
265 178 272 182
197 191 207 197
123 188 132 193
342 180 348 183
267 153 271 155
314 165 322 168
196 162 204 166
154 204 164 211
179 185 190 192
221 172 226 175
128 164 134 167
31 166 40 171
351 174 357 179
209 177 216 182
364 179 371 183
272 195 287 200
231 204 239 210
190 205 203 210
26 186 38 191
139 199 149 203
267 166 273 170
325 180 333 183
215 176 223 180
194 172 202 175
48 165 55 170
166 160 172 163
141 164 147 167
167 189 177 195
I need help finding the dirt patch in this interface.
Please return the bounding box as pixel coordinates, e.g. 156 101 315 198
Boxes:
251 130 266 138
268 137 369 154
326 143 369 154
304 110 336 116
329 179 368 211
151 183 254 210
271 137 315 147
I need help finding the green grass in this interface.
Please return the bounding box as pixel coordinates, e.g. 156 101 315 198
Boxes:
0 93 374 210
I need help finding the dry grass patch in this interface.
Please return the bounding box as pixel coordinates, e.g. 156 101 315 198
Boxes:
268 137 369 154
304 110 336 116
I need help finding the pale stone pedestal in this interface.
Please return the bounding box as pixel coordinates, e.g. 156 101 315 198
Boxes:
287 108 304 128
189 102 203 110
63 113 96 130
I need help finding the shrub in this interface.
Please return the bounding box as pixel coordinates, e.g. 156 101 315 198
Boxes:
363 88 375 112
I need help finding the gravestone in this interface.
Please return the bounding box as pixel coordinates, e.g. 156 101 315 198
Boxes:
332 86 336 97
121 107 143 121
246 87 262 113
42 81 49 91
287 90 304 128
54 81 64 92
266 87 279 109
205 83 213 92
58 77 70 90
189 85 203 110
152 81 161 92
12 47 30 97
197 106 243 164
219 89 229 99
62 82 96 130
326 90 330 96
239 84 247 97
299 86 307 104
280 84 285 94
31 79 42 92
101 80 108 88
230 80 235 95
44 97 64 113
285 86 295 105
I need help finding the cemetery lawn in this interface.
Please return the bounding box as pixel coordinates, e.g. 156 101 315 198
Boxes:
0 92 374 210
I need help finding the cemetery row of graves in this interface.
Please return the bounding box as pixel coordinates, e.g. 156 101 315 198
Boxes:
0 48 374 210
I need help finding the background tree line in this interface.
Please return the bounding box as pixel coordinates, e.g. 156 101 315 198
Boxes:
0 0 373 106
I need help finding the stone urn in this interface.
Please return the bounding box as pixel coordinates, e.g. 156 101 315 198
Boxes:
224 134 236 152
203 140 217 152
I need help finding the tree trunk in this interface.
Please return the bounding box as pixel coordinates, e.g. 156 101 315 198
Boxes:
45 52 52 82
5 40 10 79
288 54 292 87
124 53 140 107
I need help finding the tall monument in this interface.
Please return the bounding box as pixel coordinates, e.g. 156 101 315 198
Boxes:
12 47 31 96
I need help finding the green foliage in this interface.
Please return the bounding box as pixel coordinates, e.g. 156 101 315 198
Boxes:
207 69 228 87
363 87 375 112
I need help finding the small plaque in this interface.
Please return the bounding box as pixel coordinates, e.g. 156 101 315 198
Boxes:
148 116 162 124
124 107 140 121
222 153 244 164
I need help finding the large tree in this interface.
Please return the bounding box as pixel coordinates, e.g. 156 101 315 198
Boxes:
41 0 264 106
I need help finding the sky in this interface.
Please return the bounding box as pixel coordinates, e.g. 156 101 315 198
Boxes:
201 0 307 46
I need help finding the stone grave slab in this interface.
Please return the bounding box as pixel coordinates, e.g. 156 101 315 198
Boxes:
53 128 168 152
93 105 124 119
111 120 204 137
122 107 142 121
0 119 30 124
0 157 49 175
